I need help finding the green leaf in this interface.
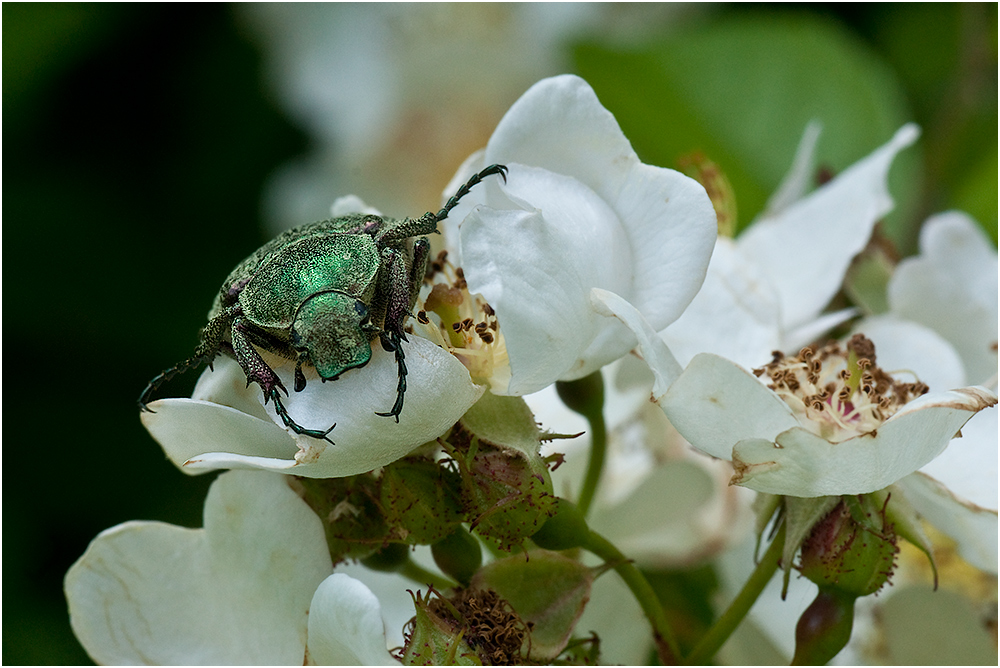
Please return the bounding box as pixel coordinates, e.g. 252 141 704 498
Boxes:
573 12 920 246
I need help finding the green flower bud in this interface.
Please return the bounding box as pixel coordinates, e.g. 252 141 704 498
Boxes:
432 528 483 586
446 394 557 552
292 475 388 563
361 542 410 573
381 457 464 545
555 371 604 417
792 588 856 666
798 495 898 597
531 498 590 551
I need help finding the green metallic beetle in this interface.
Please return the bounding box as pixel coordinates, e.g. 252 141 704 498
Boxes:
139 164 508 443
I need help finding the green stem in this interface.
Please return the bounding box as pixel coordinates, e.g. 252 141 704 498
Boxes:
576 406 607 518
684 522 786 665
555 372 607 518
584 529 682 664
398 558 458 592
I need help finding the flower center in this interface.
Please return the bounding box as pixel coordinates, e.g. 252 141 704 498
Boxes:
412 251 511 391
754 334 929 442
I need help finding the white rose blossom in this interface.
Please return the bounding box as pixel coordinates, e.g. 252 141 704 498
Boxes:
589 124 996 559
141 73 717 479
65 470 395 665
851 211 998 572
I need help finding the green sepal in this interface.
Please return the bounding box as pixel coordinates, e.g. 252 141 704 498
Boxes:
798 494 899 597
471 550 594 662
781 496 841 595
381 457 464 545
401 590 481 666
361 542 409 572
882 483 939 588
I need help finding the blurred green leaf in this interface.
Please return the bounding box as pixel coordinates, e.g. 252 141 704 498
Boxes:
951 146 999 244
574 12 920 246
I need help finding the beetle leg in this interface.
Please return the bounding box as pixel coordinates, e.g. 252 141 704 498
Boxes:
410 237 431 297
138 306 237 411
375 164 508 245
231 318 335 443
375 331 407 423
379 246 413 342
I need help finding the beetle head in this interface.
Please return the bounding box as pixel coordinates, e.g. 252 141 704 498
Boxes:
292 290 380 381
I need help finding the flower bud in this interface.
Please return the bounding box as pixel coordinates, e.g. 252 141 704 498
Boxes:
432 528 483 586
792 588 856 665
531 498 590 551
381 457 464 545
798 495 898 597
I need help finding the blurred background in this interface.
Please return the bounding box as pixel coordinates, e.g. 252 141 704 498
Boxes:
3 3 996 664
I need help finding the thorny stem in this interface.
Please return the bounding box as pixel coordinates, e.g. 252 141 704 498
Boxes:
683 522 786 665
398 557 458 592
584 529 682 664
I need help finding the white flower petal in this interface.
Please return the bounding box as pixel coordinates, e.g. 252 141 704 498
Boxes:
459 169 635 393
448 75 715 394
306 574 396 666
143 398 299 474
895 471 998 574
919 406 998 511
483 74 638 201
154 339 484 478
65 471 333 665
662 239 782 369
590 288 682 401
889 211 998 386
763 120 823 217
659 353 799 461
738 124 920 331
730 388 997 496
191 355 274 419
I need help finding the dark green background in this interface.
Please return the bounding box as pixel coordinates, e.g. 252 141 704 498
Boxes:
3 4 995 664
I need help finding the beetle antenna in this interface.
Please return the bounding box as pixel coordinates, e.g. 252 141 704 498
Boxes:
434 163 508 223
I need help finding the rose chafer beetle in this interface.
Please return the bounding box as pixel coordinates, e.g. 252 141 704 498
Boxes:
139 164 508 443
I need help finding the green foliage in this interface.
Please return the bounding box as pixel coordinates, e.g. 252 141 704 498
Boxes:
574 12 918 244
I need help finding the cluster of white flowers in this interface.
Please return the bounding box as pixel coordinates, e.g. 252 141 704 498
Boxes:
66 75 997 665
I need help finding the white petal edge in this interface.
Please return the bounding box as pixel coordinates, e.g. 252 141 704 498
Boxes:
143 398 299 475
738 123 920 331
65 471 333 665
763 120 823 217
306 574 397 666
658 353 800 461
590 288 682 401
889 211 999 386
895 471 999 575
730 387 998 497
159 338 485 478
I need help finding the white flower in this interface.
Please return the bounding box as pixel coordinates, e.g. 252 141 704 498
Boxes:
143 344 484 479
65 470 395 665
142 74 716 479
851 211 998 572
441 74 718 396
656 339 996 498
662 122 921 369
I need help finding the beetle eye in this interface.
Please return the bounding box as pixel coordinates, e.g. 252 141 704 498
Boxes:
354 301 369 322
